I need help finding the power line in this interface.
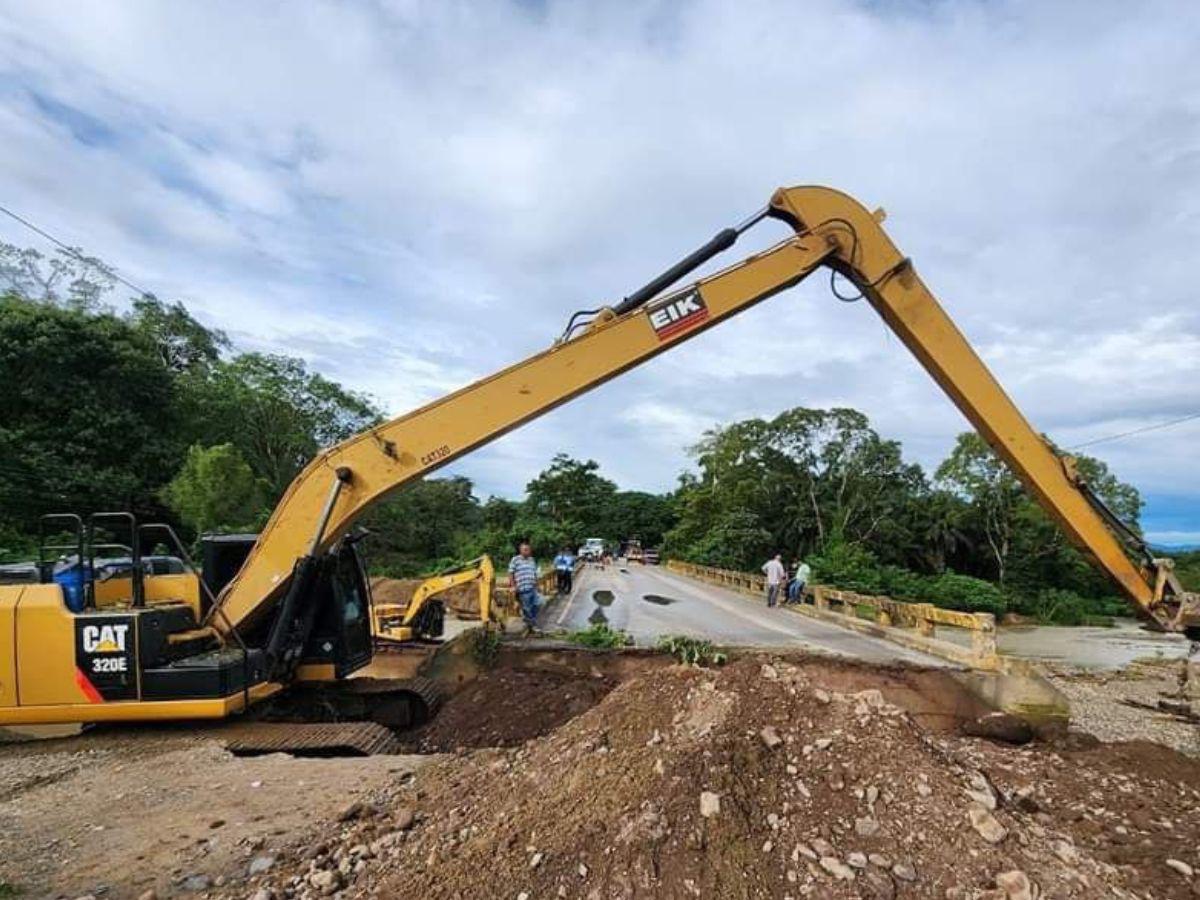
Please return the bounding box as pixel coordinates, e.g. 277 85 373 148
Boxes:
0 201 155 299
1069 412 1200 450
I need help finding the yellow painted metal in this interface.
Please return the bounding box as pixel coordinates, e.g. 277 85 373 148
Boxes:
768 186 1170 623
215 238 831 630
208 182 1186 639
0 681 283 725
373 555 497 644
13 583 83 706
294 662 337 682
0 586 20 708
93 572 202 619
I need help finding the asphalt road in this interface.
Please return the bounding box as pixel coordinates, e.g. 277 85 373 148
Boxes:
542 563 947 666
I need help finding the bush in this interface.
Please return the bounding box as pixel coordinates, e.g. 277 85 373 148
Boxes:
465 626 502 668
918 572 1006 616
1009 588 1120 626
567 623 633 649
657 635 727 666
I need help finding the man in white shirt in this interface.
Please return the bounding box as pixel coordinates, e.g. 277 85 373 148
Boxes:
761 553 786 608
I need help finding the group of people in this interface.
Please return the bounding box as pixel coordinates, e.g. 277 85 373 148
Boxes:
760 553 811 608
506 542 578 632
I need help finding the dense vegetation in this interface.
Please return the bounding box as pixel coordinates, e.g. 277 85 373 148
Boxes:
0 243 1188 625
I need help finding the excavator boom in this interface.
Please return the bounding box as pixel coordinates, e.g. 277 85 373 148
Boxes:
211 185 1199 639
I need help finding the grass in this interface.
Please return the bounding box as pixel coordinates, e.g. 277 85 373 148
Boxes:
0 883 21 898
567 623 634 649
465 626 502 668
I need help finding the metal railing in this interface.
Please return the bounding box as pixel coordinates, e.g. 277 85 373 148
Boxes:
666 560 998 666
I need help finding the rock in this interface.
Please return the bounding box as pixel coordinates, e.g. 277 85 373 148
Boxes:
250 891 274 900
855 816 880 837
963 712 1034 745
868 853 892 868
700 791 721 818
394 808 416 831
338 801 365 822
179 875 212 892
137 891 158 900
760 726 783 749
966 774 997 810
1166 859 1195 879
847 851 868 868
916 782 932 798
820 857 855 881
814 688 831 704
892 861 917 882
309 869 342 895
248 855 276 876
209 819 225 829
859 870 896 900
811 837 835 857
968 804 1008 844
865 785 879 805
761 664 779 680
994 870 1033 900
1052 840 1077 864
530 851 544 869
647 729 663 746
814 738 832 750
796 842 818 861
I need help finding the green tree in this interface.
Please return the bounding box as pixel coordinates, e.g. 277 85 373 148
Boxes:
162 443 266 535
129 297 229 374
935 433 1022 583
524 454 617 537
359 477 482 575
0 242 115 310
188 353 381 499
0 294 181 534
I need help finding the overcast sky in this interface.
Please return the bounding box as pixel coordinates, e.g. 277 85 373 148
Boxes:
1 0 1197 543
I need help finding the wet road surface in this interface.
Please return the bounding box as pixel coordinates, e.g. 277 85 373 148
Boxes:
543 563 947 666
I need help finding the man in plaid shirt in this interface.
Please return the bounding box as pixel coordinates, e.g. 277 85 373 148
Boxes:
508 541 543 631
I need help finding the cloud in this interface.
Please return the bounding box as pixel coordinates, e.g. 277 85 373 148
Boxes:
0 0 1197 538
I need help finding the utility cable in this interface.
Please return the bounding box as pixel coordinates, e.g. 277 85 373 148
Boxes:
1068 412 1200 450
0 201 155 298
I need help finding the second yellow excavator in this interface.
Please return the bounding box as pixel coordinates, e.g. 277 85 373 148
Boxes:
2 183 1195 733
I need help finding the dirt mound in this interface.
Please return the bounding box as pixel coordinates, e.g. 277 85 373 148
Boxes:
233 654 1200 899
405 667 618 752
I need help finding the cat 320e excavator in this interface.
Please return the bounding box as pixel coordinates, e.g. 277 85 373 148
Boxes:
2 184 1196 739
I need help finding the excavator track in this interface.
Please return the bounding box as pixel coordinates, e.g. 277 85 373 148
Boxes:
250 676 445 732
220 721 402 757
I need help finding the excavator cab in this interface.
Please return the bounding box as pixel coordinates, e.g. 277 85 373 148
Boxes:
0 511 377 725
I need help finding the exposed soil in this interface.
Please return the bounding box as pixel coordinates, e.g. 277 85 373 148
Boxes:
3 651 1199 899
229 655 1199 900
404 666 619 752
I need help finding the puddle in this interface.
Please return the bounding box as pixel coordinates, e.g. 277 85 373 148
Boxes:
642 594 677 606
587 606 609 625
592 590 615 607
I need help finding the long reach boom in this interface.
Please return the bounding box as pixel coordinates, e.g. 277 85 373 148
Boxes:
210 185 1200 639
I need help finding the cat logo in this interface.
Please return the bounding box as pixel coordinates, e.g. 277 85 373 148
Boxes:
647 289 709 341
82 623 130 654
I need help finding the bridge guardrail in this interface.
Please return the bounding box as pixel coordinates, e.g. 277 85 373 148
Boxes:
666 560 998 668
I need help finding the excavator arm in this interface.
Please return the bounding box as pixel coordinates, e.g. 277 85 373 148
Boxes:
210 185 1200 641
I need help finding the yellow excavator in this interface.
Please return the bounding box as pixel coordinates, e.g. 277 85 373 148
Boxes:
2 184 1196 734
371 556 499 646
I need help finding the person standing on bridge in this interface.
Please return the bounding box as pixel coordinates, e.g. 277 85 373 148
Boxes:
761 553 786 608
508 541 543 633
553 545 575 596
788 558 811 604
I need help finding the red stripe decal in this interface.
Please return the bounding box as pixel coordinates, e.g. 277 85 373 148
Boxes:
655 308 710 341
74 667 104 703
